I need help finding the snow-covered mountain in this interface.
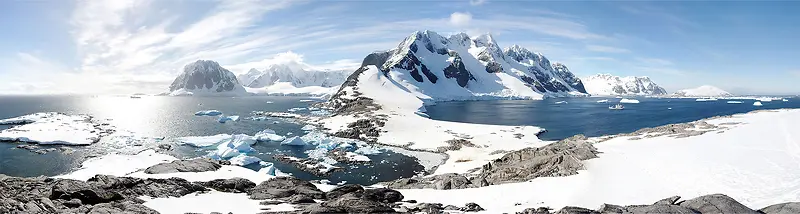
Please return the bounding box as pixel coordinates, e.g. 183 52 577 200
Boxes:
168 60 247 96
673 85 732 97
583 74 667 96
327 30 588 110
238 64 348 88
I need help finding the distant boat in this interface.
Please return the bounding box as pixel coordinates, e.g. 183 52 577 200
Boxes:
609 104 624 110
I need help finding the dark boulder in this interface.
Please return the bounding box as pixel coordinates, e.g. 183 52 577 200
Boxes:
197 178 256 193
325 184 364 199
321 193 395 213
518 207 553 214
597 204 625 213
760 202 800 214
678 194 758 213
624 204 698 214
88 201 159 214
50 179 122 205
461 202 485 212
248 177 325 200
554 206 599 214
363 188 404 203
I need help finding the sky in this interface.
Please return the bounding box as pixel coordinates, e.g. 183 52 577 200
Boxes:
0 0 798 95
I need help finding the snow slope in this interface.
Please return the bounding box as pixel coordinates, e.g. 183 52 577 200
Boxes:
168 60 248 96
396 109 800 213
673 85 732 97
583 74 667 96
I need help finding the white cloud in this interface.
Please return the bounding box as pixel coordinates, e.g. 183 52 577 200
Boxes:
450 12 473 27
469 0 488 6
634 57 674 66
585 45 630 53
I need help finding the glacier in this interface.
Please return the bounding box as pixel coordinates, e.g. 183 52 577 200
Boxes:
673 85 732 97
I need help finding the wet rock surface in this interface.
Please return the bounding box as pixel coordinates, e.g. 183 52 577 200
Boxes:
144 158 228 174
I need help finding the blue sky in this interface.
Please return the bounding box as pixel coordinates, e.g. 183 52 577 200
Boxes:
0 0 798 95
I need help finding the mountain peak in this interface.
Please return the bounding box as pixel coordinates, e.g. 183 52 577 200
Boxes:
169 59 245 95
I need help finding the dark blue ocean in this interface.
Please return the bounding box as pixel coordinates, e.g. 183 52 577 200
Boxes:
0 95 426 185
425 97 800 141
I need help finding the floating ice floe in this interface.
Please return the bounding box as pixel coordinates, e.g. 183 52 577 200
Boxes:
299 100 315 102
229 153 262 166
727 101 744 104
176 134 233 147
194 110 222 116
696 98 718 102
783 99 790 102
287 107 306 112
0 112 108 145
217 115 240 123
596 99 609 103
555 101 568 104
619 98 640 104
254 129 286 142
265 101 274 104
211 134 257 159
301 125 316 131
250 116 268 121
753 101 764 106
280 136 309 146
307 107 320 111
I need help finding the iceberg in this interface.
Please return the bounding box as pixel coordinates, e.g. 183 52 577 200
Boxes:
619 98 640 104
696 98 718 102
254 129 286 142
0 112 105 145
301 125 316 131
194 110 222 116
783 99 790 102
213 134 257 159
280 136 309 146
753 101 763 106
287 107 306 112
596 99 609 103
727 101 744 104
176 134 233 147
555 101 568 104
250 116 268 121
229 154 262 166
217 115 240 123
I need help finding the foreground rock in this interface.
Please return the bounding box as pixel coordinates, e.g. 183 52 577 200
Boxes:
383 135 598 189
0 174 214 213
519 194 784 214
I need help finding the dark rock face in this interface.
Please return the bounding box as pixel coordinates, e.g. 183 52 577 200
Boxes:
552 63 587 94
196 178 256 193
320 194 395 213
0 174 207 213
331 118 385 143
654 196 682 205
248 177 325 200
443 52 475 87
362 188 404 203
461 202 485 212
326 184 364 200
475 134 599 185
760 202 800 214
678 194 759 213
382 173 476 190
624 204 698 213
554 206 600 214
168 60 242 92
517 207 553 214
144 158 227 174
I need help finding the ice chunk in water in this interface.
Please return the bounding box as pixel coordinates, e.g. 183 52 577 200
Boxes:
301 125 316 131
254 129 286 142
176 134 232 147
229 154 262 166
753 101 763 106
195 110 222 116
217 115 240 123
280 136 309 146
